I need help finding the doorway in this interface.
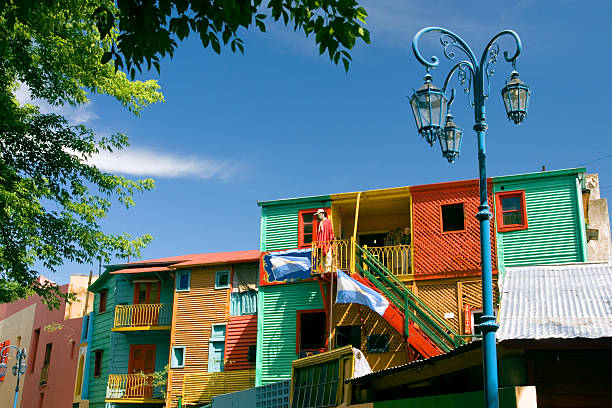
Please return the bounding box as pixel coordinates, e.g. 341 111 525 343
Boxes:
127 344 156 398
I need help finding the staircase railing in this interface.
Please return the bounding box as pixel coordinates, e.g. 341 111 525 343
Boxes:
354 243 465 353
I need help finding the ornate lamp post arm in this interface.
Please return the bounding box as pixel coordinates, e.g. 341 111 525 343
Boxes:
1 345 27 408
411 27 528 408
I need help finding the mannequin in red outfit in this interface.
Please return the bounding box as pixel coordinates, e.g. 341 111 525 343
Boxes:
316 209 334 272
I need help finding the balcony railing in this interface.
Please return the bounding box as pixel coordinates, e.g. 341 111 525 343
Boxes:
311 239 351 273
311 239 413 276
105 373 164 402
40 364 49 386
112 303 171 331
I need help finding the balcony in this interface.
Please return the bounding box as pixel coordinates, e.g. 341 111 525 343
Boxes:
105 374 164 403
311 239 413 276
112 304 172 331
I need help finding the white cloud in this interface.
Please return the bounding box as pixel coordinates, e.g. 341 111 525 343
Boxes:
14 82 98 125
88 147 240 181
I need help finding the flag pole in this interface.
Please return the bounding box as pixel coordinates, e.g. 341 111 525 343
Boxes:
329 269 335 349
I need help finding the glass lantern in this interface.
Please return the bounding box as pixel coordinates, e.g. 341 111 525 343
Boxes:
410 73 447 145
439 113 463 163
501 70 530 125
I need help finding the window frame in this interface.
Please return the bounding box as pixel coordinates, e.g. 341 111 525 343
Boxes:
366 334 390 353
133 280 161 304
170 346 186 369
208 324 226 373
215 270 230 290
495 190 528 232
439 202 466 234
93 349 103 378
98 290 108 314
175 270 191 292
297 208 329 248
295 309 327 354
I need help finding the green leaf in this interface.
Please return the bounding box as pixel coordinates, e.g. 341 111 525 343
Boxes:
342 57 350 72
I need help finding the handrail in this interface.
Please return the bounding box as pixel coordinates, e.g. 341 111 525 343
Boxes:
354 243 465 350
113 303 171 329
311 239 351 273
106 373 162 400
364 244 412 275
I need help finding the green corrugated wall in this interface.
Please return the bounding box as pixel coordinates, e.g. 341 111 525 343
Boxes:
87 274 116 408
494 170 587 269
255 281 324 386
259 196 331 251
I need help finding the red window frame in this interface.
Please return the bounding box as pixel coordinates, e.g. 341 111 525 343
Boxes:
298 209 319 248
295 309 328 354
133 281 161 304
496 190 528 232
99 290 108 313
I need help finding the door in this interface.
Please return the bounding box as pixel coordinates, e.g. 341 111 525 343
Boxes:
208 341 225 373
133 281 161 326
127 345 156 398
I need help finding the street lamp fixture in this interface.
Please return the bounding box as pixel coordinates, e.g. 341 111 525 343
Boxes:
501 70 531 124
1 345 27 408
410 27 530 408
410 73 447 145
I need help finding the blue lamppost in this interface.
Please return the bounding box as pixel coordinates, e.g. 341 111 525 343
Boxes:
409 27 531 408
0 345 27 408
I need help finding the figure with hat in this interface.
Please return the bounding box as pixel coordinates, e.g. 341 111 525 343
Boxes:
315 209 334 272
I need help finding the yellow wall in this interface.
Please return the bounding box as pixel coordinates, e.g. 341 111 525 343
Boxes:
65 274 97 320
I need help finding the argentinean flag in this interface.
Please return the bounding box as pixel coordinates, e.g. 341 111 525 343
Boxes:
335 270 389 316
269 255 311 280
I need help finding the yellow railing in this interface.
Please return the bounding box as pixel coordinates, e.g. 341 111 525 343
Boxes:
113 303 171 330
182 370 255 405
311 239 351 274
40 364 49 386
311 239 412 276
106 373 163 401
364 244 412 276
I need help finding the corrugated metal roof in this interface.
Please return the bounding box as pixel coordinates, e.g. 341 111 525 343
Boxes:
109 266 171 274
497 262 612 340
171 250 260 268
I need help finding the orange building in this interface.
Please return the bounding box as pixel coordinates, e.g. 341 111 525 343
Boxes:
167 250 260 408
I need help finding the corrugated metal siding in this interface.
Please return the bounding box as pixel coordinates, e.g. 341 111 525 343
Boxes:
88 276 116 408
257 282 324 385
168 266 230 408
261 199 331 251
225 315 257 371
494 175 584 267
182 369 256 405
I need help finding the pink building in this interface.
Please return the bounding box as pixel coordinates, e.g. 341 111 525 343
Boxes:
0 276 92 408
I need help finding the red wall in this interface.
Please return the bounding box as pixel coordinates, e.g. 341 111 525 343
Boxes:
411 179 497 277
224 315 257 371
18 284 82 408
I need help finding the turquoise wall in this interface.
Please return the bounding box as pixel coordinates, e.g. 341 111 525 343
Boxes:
259 196 331 251
493 169 587 270
88 274 116 408
256 281 324 386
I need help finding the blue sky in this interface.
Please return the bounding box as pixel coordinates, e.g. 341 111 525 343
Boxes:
32 0 612 283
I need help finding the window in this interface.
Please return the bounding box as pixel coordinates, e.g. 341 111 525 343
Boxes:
470 308 498 336
335 326 361 349
70 340 75 359
176 270 191 292
297 310 327 355
93 349 103 377
171 346 185 369
292 359 339 408
366 334 389 353
441 203 465 232
43 343 52 366
134 280 161 304
496 190 528 232
208 324 226 373
247 345 256 363
215 270 230 289
98 290 108 313
298 209 319 248
30 329 40 373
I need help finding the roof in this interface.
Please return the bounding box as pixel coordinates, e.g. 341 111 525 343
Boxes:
497 262 612 341
109 266 172 275
171 250 261 268
491 167 585 183
256 194 331 207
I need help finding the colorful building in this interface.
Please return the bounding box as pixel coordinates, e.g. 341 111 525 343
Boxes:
255 168 601 386
167 250 260 407
86 256 184 408
0 275 92 408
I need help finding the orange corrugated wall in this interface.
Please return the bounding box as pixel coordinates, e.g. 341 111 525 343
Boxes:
411 179 496 276
224 314 257 371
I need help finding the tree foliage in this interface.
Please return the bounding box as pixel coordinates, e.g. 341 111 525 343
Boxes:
94 0 370 76
0 0 163 307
